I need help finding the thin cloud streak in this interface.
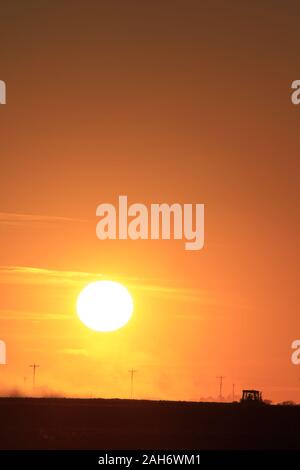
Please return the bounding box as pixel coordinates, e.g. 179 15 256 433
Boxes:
0 212 89 225
0 309 71 321
61 348 89 356
0 266 213 305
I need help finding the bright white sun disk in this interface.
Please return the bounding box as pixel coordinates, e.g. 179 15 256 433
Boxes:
76 281 133 332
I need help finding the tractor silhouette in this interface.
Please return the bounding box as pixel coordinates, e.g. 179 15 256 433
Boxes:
240 389 264 405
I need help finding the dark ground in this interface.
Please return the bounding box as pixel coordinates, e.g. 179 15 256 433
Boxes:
0 398 299 450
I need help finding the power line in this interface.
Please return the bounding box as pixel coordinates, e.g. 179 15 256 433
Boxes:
128 369 137 399
216 375 225 401
29 363 40 389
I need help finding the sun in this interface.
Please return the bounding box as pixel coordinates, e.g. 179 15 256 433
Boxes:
76 281 134 332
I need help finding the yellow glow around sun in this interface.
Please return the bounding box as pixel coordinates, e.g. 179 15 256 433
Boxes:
76 281 134 332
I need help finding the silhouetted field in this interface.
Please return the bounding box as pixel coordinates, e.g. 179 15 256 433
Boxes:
0 398 299 450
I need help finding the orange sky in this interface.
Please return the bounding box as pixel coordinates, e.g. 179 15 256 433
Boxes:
0 1 299 402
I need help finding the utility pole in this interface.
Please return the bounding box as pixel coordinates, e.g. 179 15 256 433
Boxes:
232 383 235 402
29 363 40 389
128 369 137 399
216 376 225 401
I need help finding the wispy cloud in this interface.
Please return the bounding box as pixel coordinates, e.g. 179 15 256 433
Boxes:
0 266 213 305
0 212 89 225
0 266 99 285
61 348 89 356
0 309 71 321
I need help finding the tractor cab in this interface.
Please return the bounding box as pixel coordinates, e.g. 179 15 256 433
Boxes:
240 389 263 404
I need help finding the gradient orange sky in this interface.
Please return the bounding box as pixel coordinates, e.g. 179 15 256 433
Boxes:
0 1 299 402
